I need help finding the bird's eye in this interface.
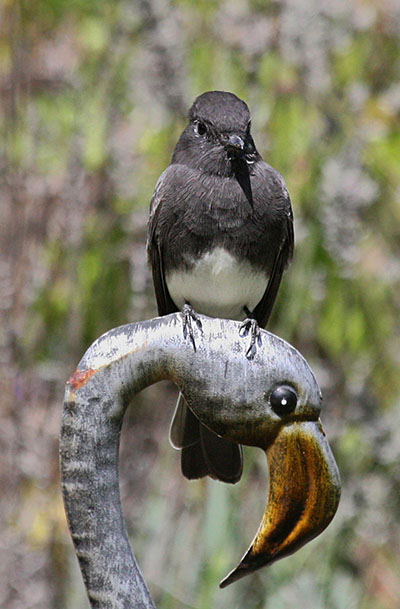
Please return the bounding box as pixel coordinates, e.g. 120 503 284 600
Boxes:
194 121 207 136
269 385 298 416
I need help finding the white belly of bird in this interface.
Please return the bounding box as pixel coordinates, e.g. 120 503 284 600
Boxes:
167 247 266 320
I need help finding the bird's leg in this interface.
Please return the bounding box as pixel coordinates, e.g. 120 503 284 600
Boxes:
181 303 203 352
240 307 262 360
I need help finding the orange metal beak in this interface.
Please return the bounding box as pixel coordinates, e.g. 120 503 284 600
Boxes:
220 420 341 587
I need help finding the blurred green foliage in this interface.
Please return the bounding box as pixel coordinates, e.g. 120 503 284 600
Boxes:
1 0 400 608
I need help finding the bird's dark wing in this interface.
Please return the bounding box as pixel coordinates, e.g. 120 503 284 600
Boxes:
147 169 177 316
253 189 294 329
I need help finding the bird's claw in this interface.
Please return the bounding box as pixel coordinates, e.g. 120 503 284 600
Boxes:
181 304 203 352
240 317 262 360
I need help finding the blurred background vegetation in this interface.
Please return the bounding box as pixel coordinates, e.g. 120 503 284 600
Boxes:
1 0 400 607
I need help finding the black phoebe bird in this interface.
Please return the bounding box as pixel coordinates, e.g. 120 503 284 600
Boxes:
147 91 294 484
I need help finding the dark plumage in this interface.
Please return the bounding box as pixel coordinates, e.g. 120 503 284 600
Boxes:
147 90 294 483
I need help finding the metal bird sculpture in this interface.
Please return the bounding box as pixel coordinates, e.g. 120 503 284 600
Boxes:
60 313 340 609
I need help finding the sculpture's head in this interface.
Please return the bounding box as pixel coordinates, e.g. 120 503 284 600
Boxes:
169 318 341 587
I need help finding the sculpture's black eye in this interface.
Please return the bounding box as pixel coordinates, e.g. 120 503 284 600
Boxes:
269 385 298 416
194 120 207 136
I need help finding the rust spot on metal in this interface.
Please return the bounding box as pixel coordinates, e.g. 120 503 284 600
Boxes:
68 368 96 390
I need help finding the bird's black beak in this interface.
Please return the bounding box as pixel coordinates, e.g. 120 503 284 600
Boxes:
223 134 245 157
223 133 254 208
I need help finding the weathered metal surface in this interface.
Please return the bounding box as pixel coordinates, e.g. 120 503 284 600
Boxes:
60 312 340 608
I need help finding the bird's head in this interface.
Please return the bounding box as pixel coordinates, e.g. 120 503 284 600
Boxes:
172 90 259 176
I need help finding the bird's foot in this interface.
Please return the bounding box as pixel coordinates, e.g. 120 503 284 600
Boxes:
181 303 203 352
239 310 262 360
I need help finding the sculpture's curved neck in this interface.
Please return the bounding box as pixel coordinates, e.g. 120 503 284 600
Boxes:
61 329 163 608
60 315 209 609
